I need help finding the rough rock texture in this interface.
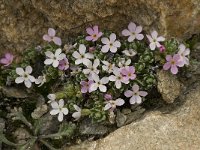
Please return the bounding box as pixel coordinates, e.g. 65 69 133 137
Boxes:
157 70 183 103
1 0 200 55
67 82 200 150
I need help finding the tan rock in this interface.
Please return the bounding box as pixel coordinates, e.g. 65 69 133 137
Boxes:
157 70 183 103
67 83 200 150
1 0 200 55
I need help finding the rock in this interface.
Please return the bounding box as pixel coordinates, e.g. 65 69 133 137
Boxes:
121 108 131 115
0 118 5 150
79 119 109 135
125 107 145 125
157 70 182 103
13 128 31 144
116 110 127 127
31 104 48 119
1 86 28 99
1 0 200 55
67 82 200 150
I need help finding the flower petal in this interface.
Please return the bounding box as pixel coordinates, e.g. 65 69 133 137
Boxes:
101 45 110 53
58 112 64 122
104 103 112 110
115 98 125 106
73 105 81 112
90 83 98 92
48 28 56 37
128 22 136 32
135 95 142 104
136 34 144 40
110 46 117 53
53 37 62 46
25 66 32 74
45 51 54 58
171 65 178 74
101 37 110 45
58 99 64 107
28 75 35 82
44 59 54 65
15 77 24 84
52 60 59 67
47 94 56 101
132 84 139 92
130 96 136 104
43 35 51 42
113 41 121 48
51 101 59 109
128 35 136 42
163 62 171 70
100 77 109 84
55 48 62 57
86 27 94 35
122 29 131 36
124 90 133 97
62 108 69 115
139 91 148 97
110 33 116 42
72 51 81 59
24 80 32 88
50 109 59 115
72 112 81 119
151 31 158 39
16 68 24 75
79 44 86 54
150 43 156 50
99 85 107 92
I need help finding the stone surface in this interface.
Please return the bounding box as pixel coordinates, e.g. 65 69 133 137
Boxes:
0 118 5 150
1 0 200 55
157 70 183 103
67 82 200 150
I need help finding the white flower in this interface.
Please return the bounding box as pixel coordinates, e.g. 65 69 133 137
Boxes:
72 44 94 65
124 84 148 104
35 75 46 87
122 22 144 42
109 67 129 89
44 48 66 67
47 94 56 103
118 58 131 68
50 99 68 122
15 66 35 88
72 105 81 120
104 98 125 111
122 49 137 57
146 31 165 50
178 44 190 66
90 73 109 92
102 61 116 73
101 33 121 53
83 59 100 77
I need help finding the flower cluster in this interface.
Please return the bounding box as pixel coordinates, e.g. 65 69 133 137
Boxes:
0 22 190 123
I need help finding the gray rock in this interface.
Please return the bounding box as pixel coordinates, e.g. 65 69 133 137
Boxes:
157 70 183 103
1 87 28 99
0 118 5 150
125 107 145 125
116 110 127 127
67 83 200 150
79 119 108 135
1 0 200 56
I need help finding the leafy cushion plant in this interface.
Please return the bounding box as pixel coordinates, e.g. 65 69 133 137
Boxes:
0 22 190 149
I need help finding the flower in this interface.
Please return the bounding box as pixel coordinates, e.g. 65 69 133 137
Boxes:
101 33 121 53
102 60 116 73
109 67 129 89
178 44 190 66
90 73 109 92
15 66 35 88
104 98 125 111
122 22 144 42
72 105 81 120
43 28 62 46
120 66 136 81
124 84 147 104
44 48 66 68
58 57 69 71
50 99 68 122
104 94 113 100
163 54 184 74
146 31 165 50
86 25 103 41
35 75 46 87
118 58 131 68
47 94 56 103
80 80 94 93
159 45 166 53
122 49 137 57
0 53 14 66
72 44 94 65
83 59 100 77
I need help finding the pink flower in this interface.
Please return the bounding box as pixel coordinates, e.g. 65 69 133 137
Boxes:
80 80 94 93
120 66 136 81
104 94 112 100
163 54 184 74
86 25 103 42
124 84 147 104
178 44 190 66
0 53 14 66
146 31 165 50
122 22 144 42
58 57 69 71
159 45 166 53
89 47 96 53
43 28 62 46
